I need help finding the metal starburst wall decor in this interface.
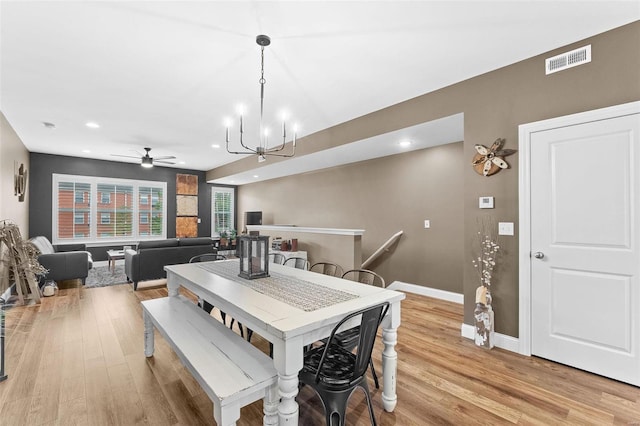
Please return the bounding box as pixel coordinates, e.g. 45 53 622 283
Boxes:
472 138 517 176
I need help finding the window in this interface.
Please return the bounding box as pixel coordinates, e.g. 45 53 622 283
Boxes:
139 186 164 237
53 174 166 244
97 183 132 238
211 186 235 236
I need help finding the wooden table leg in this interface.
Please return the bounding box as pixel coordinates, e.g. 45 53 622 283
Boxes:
272 337 303 425
381 302 401 412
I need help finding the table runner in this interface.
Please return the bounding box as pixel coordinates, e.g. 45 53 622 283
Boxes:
196 260 358 311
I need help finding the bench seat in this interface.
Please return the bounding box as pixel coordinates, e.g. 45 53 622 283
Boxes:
141 296 278 426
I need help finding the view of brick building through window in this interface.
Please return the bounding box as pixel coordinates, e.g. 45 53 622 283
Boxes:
55 179 164 241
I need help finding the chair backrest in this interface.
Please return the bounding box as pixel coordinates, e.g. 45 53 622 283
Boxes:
189 253 226 263
269 253 286 265
341 269 385 288
317 302 389 384
310 262 344 277
283 256 310 270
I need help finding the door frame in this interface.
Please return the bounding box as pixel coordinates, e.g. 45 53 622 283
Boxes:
517 100 640 356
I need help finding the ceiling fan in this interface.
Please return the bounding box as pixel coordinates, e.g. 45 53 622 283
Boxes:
111 147 176 168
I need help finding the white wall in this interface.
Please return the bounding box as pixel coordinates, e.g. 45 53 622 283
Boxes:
1 111 30 234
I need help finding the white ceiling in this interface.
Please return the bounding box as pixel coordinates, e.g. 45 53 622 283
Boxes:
1 1 638 178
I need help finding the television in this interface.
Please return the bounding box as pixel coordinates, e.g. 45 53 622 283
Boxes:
245 211 262 226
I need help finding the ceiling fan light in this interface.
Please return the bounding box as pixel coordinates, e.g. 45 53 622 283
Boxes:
141 157 153 168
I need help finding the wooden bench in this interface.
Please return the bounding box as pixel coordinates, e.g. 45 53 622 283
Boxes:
141 296 279 426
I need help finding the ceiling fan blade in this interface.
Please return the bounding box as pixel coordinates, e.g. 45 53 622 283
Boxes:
154 155 176 160
474 144 488 155
155 160 176 165
489 138 505 152
491 157 509 169
483 159 493 176
111 154 141 159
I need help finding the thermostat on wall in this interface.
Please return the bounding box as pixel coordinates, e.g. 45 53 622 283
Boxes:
479 196 494 209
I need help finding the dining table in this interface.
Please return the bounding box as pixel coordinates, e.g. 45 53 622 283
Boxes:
164 259 405 425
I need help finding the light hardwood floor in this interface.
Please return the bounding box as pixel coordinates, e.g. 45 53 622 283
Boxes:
0 282 638 425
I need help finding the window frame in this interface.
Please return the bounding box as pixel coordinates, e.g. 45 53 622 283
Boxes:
211 186 236 237
74 212 84 225
52 174 167 245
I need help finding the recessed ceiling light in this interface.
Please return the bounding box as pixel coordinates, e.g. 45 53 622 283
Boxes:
85 122 100 129
212 144 220 149
178 161 186 165
82 149 91 153
399 140 413 148
42 121 56 129
253 175 259 178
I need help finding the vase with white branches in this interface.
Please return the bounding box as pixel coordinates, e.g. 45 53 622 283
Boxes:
472 217 500 349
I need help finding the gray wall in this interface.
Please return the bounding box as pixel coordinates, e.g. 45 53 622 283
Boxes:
29 152 217 261
238 142 464 293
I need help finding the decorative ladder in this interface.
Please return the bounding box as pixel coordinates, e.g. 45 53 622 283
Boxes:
0 220 42 305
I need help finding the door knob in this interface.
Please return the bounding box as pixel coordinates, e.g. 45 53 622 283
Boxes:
533 252 545 259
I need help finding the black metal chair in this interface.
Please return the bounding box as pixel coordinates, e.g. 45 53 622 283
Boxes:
189 253 226 263
190 254 228 323
310 262 344 277
269 253 286 265
283 256 310 270
299 302 389 426
335 269 386 389
189 253 253 340
341 269 386 288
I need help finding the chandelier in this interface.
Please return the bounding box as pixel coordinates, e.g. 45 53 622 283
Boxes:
225 34 297 162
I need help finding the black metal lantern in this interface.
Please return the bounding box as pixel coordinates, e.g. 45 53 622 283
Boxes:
238 235 270 279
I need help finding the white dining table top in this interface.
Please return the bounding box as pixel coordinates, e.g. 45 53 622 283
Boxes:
165 260 405 341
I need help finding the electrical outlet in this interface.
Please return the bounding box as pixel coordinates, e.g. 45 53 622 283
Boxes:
424 220 430 229
498 222 514 236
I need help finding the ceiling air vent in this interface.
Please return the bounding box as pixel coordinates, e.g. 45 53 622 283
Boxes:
545 45 591 75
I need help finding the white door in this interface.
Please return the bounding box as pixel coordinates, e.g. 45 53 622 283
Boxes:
529 108 640 386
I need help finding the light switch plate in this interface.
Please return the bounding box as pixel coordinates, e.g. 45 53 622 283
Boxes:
498 222 514 236
424 220 430 229
479 196 494 209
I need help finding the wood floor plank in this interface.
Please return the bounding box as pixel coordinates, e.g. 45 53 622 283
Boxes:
125 353 179 426
56 396 89 426
1 286 638 425
84 356 118 426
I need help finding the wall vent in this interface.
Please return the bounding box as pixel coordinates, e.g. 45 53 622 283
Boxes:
545 45 591 75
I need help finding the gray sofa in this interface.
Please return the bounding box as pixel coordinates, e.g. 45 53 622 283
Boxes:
125 237 215 290
29 236 94 285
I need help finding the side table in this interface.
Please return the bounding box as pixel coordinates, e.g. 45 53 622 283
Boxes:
106 249 125 273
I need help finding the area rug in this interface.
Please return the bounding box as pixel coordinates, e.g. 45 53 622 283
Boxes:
85 265 129 288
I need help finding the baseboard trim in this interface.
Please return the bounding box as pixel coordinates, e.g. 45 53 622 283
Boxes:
460 323 521 353
387 281 464 304
386 281 520 354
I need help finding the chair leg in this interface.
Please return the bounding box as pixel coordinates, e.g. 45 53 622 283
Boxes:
315 388 352 426
359 380 377 426
369 360 380 389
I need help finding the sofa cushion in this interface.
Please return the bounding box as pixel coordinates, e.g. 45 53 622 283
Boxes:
138 239 179 250
30 236 56 255
179 237 214 247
